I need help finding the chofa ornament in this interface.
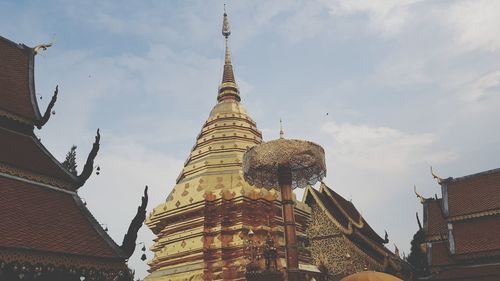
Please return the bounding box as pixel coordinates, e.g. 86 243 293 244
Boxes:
242 138 326 189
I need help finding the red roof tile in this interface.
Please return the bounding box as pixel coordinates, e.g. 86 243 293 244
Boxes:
430 241 452 267
453 215 500 255
0 176 123 259
0 36 40 123
432 263 500 280
0 127 75 184
447 169 500 217
426 199 447 236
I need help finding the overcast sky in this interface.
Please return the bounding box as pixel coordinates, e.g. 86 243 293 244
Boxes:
2 0 500 279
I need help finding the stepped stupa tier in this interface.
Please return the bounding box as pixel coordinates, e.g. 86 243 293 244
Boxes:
145 11 315 281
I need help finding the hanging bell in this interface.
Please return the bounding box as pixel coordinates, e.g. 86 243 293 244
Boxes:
141 253 147 261
96 166 100 175
51 110 56 115
142 245 146 252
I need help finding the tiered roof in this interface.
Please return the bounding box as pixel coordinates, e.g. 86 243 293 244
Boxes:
421 168 500 280
0 35 147 280
303 183 399 265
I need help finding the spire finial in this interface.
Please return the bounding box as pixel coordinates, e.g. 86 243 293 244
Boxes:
279 119 284 139
218 6 240 103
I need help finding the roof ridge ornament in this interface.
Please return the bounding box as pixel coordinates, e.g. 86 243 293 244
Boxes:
414 184 426 204
430 166 443 184
33 42 53 55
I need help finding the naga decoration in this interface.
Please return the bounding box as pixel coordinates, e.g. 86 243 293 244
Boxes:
76 129 100 187
121 186 149 258
36 85 58 129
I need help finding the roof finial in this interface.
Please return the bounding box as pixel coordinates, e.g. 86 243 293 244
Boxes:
218 6 240 102
279 119 284 139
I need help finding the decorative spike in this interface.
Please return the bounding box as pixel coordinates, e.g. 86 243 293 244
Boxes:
76 129 100 187
120 186 149 258
218 6 240 103
414 185 426 204
416 212 422 230
279 119 284 139
36 85 58 129
33 42 52 55
430 166 443 183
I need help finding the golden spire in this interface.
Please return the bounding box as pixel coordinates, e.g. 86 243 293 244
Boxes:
218 6 240 103
279 119 284 139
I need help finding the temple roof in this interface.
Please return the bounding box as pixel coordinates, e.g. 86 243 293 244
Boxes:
0 126 77 188
0 176 126 260
453 215 500 256
445 168 500 217
425 199 447 237
304 182 388 245
0 36 43 125
430 263 500 280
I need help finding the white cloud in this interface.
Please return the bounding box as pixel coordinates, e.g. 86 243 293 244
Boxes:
446 0 500 52
321 121 456 172
320 0 419 36
462 70 500 101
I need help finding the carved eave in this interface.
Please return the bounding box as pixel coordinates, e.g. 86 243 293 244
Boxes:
76 129 100 188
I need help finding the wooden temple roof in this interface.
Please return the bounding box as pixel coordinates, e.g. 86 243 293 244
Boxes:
0 126 77 188
445 168 500 217
0 177 125 259
0 36 42 125
304 183 388 245
0 35 140 279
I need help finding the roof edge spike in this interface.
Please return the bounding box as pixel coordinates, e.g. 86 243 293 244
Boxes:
121 185 149 258
36 85 58 129
430 166 444 184
76 129 100 188
414 184 426 204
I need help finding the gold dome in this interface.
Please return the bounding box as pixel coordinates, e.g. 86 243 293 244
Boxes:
340 271 403 281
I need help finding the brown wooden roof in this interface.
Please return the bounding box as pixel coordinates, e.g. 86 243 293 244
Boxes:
430 241 453 267
0 36 41 124
0 176 125 260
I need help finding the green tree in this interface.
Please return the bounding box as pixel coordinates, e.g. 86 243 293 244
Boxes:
62 145 78 175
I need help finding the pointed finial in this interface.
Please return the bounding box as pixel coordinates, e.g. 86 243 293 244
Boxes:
279 119 284 139
217 6 240 102
222 6 231 38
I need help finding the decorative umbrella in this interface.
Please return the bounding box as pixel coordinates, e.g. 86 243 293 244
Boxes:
243 138 326 281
